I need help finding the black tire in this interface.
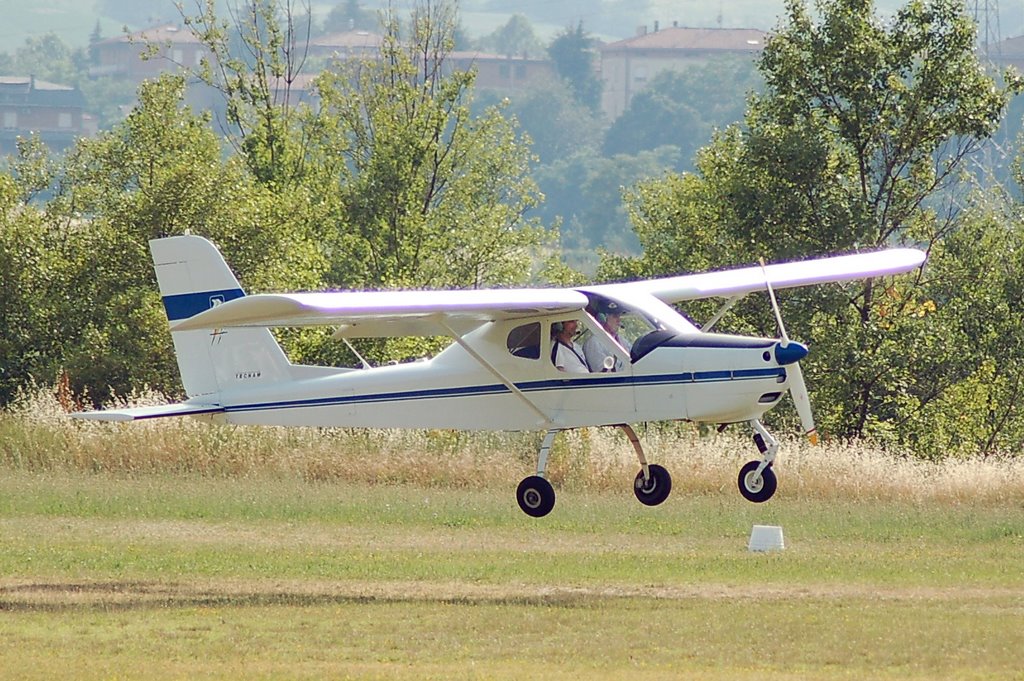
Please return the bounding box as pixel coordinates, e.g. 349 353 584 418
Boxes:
633 464 672 506
516 475 556 517
738 460 777 503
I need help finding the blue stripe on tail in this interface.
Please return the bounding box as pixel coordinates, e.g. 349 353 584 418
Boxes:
162 288 245 322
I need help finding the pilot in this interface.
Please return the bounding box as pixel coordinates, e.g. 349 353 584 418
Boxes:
551 320 589 373
584 301 625 372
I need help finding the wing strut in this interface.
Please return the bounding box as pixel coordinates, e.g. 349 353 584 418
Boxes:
702 295 743 333
437 317 553 429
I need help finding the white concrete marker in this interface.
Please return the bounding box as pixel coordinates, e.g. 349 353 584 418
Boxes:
748 525 785 552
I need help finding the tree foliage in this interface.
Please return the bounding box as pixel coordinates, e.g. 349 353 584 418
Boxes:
602 0 1022 455
475 14 544 58
0 0 553 404
536 147 679 267
323 0 378 33
306 2 548 292
602 58 760 168
547 21 601 112
485 76 601 165
8 0 1024 461
181 0 313 185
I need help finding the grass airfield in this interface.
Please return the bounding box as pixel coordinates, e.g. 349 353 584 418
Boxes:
1 471 1022 680
1 408 1023 679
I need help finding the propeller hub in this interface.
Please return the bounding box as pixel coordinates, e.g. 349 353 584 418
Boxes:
774 341 808 366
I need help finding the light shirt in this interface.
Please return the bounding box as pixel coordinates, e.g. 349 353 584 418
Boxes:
584 333 624 372
553 340 589 373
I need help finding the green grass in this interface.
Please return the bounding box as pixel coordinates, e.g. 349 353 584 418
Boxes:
2 395 1023 678
1 470 1023 680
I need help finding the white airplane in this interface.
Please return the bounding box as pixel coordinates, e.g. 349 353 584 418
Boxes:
75 235 925 517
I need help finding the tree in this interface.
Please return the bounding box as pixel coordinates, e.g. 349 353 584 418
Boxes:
294 1 552 365
603 0 1021 453
323 0 378 33
494 77 601 164
10 33 84 85
476 14 544 58
536 147 679 267
602 58 761 168
89 22 104 65
0 0 563 405
18 75 328 404
547 21 601 112
180 0 313 185
307 2 548 290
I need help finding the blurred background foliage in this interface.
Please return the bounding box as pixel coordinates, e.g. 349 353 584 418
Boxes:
3 0 1024 460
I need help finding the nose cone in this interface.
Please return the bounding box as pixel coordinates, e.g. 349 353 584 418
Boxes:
774 341 808 365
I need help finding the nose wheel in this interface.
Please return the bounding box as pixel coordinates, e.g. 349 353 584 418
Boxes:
737 419 779 503
738 460 777 502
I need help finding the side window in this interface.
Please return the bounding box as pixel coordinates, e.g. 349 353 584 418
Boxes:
507 322 540 360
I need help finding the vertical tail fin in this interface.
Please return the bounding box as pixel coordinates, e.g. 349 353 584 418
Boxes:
150 235 293 399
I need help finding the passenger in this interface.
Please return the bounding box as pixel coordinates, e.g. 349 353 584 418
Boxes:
550 320 589 373
584 302 625 372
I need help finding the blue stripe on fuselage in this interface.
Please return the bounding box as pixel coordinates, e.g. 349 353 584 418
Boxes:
162 288 245 322
223 367 787 414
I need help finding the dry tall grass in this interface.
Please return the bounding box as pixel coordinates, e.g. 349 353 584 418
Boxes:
2 388 1023 504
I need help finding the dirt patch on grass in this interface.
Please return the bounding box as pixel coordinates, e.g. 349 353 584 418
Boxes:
0 515 706 556
2 577 1021 613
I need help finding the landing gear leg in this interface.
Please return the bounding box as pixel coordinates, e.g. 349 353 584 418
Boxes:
516 429 558 517
620 424 671 507
738 419 778 503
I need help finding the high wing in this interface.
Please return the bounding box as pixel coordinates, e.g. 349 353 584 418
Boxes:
587 248 926 304
171 288 590 337
169 248 924 336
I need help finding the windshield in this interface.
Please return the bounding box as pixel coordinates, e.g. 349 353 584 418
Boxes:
580 291 700 363
582 293 662 349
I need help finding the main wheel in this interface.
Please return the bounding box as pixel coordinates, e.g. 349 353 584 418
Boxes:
738 460 777 503
516 475 555 517
633 464 672 506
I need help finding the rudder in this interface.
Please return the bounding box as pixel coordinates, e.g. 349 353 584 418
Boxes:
150 235 294 399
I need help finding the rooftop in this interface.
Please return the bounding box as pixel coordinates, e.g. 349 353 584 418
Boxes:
97 24 204 45
602 26 768 53
311 30 383 49
0 76 85 107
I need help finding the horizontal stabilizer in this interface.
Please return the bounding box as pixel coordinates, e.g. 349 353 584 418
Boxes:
72 402 223 422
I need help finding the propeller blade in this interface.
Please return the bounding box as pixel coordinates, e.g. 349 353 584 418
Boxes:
788 361 818 445
759 258 789 345
761 258 816 443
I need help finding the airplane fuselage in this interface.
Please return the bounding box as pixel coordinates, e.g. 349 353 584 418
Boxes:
212 319 789 431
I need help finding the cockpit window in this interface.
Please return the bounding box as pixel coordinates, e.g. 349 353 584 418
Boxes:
584 293 663 350
507 322 541 360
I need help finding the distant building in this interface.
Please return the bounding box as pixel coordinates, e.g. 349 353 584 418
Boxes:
0 76 92 154
600 24 767 120
87 24 557 129
989 34 1024 73
91 24 206 82
257 52 553 112
448 51 556 91
308 31 554 93
309 29 384 60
